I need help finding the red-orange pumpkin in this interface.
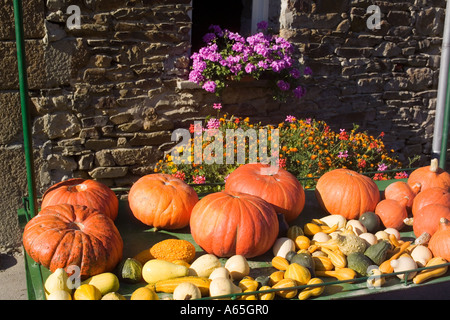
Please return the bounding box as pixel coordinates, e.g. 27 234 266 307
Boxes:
315 169 380 220
374 199 408 230
189 191 279 258
41 178 119 221
384 181 418 211
407 159 450 193
128 173 199 230
429 218 450 261
411 187 450 216
23 204 123 278
413 204 450 237
224 163 305 223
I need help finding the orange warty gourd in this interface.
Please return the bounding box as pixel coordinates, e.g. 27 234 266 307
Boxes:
314 169 380 220
407 159 450 193
384 181 418 211
411 187 450 216
23 204 123 279
428 218 450 261
128 173 199 230
41 178 119 221
224 163 305 222
413 204 450 237
189 191 279 258
375 199 408 230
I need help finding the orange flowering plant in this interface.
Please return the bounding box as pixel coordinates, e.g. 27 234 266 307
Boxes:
155 105 416 192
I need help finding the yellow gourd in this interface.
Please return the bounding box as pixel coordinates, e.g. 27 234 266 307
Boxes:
46 290 72 300
239 289 258 300
271 256 290 271
143 259 189 283
73 284 102 300
148 276 211 296
81 272 120 296
304 223 323 236
44 268 72 297
271 278 298 299
315 268 357 281
298 278 325 300
130 287 159 300
188 254 222 278
258 286 275 300
238 277 258 292
268 270 285 286
313 256 334 271
294 235 310 250
413 257 449 284
284 263 311 285
321 247 347 269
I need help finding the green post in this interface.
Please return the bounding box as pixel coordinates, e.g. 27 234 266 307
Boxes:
13 0 38 218
441 70 450 170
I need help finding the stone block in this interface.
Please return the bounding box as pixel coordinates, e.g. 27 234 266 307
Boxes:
88 166 128 179
0 0 45 40
0 91 22 144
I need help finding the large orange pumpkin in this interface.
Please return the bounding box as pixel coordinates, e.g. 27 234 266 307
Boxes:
314 169 380 220
224 163 305 223
23 204 123 278
128 173 199 230
411 187 450 216
374 199 408 230
413 204 450 237
407 159 450 193
189 191 279 258
41 178 119 221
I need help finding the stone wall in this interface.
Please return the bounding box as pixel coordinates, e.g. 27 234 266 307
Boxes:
0 0 447 250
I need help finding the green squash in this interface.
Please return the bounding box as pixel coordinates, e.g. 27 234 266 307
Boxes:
364 240 391 266
359 211 381 234
116 258 143 284
347 252 374 277
290 252 316 277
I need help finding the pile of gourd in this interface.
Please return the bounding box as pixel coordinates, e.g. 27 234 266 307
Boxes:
271 212 448 299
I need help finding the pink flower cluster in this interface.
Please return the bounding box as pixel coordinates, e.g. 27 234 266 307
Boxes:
189 22 309 100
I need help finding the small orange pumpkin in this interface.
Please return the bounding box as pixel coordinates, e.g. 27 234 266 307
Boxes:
374 199 408 230
407 159 450 193
413 204 450 237
411 187 450 216
315 169 380 220
128 173 199 230
384 181 418 211
429 218 450 261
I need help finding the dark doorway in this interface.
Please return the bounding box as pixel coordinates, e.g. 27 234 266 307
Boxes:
191 0 245 54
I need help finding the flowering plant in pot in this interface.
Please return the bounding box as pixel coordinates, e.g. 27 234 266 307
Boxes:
188 21 311 101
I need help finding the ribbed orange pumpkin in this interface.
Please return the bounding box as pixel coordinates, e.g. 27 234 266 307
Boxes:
23 204 123 279
375 199 408 230
411 187 450 216
41 178 119 221
407 159 450 193
224 163 305 222
128 173 199 230
413 204 450 237
429 218 450 261
384 181 418 211
315 169 380 220
189 191 279 258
